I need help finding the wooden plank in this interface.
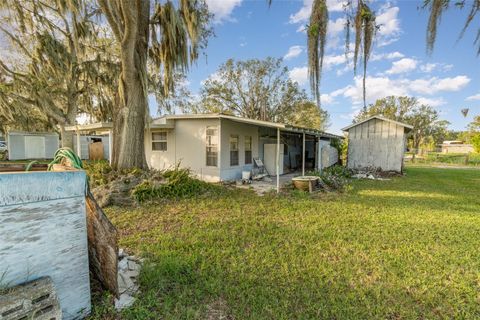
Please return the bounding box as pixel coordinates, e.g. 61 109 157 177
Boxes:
0 171 86 206
85 192 119 296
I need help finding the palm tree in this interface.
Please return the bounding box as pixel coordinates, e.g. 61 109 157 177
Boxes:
307 0 377 108
425 0 480 55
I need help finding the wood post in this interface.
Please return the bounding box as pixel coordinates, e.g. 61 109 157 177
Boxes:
108 130 113 165
76 130 81 158
276 128 280 193
302 132 305 176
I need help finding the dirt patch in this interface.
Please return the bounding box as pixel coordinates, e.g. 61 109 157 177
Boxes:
204 298 233 320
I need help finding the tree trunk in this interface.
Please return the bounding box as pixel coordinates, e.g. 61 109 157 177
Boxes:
59 125 74 149
111 0 150 170
115 74 148 169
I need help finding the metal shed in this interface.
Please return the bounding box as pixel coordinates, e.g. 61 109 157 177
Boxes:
7 131 59 160
342 116 413 173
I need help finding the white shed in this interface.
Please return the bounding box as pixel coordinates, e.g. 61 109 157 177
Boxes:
342 116 413 173
7 131 59 160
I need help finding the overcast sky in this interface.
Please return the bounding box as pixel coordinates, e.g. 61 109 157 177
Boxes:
167 0 480 134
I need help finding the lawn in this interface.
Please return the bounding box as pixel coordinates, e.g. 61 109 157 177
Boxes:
97 167 480 319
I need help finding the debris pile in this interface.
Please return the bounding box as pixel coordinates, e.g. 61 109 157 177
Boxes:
115 249 142 310
351 167 402 180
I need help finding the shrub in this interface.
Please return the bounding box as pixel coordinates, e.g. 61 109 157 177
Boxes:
471 134 480 153
132 167 221 202
83 160 113 187
322 165 353 178
306 165 352 191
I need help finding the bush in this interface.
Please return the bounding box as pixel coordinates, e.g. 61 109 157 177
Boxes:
306 165 352 191
471 134 480 153
83 160 114 187
132 167 221 202
322 165 354 178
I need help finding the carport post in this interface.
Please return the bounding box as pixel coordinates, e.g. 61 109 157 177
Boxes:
108 130 113 165
302 132 305 176
76 130 81 159
276 128 280 193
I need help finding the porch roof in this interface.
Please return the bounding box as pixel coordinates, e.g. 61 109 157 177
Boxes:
65 114 343 139
157 113 343 139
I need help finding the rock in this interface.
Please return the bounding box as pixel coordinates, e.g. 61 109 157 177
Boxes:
128 260 140 271
118 258 129 271
124 269 140 279
367 175 376 180
118 272 135 294
115 293 135 310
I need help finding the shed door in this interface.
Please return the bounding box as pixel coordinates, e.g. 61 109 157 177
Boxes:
25 135 46 159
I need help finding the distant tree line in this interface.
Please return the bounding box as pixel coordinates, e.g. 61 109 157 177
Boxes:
356 96 480 153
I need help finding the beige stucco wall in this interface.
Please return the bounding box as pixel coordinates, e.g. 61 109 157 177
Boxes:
145 118 221 182
219 119 259 181
346 118 407 172
441 144 474 154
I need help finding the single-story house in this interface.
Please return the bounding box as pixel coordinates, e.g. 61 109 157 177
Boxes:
440 141 474 154
7 131 59 160
342 115 413 173
67 114 342 189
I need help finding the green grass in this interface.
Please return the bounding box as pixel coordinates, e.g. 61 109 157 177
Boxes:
99 167 480 319
406 152 480 166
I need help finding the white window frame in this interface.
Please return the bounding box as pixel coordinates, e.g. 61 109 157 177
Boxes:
230 134 239 167
245 136 252 165
152 131 167 152
206 126 218 167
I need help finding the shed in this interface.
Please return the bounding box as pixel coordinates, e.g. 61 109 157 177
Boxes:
7 131 59 160
72 134 110 161
342 116 413 172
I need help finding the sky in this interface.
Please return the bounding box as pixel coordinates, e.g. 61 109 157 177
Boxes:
164 0 480 135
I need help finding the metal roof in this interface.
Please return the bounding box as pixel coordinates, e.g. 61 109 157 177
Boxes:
64 114 343 139
158 113 343 139
341 115 413 132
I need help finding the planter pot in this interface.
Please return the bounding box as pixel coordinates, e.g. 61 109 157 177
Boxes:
292 176 320 192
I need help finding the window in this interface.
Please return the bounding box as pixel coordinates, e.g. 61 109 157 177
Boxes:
152 131 167 151
206 126 218 167
230 135 239 166
245 136 252 164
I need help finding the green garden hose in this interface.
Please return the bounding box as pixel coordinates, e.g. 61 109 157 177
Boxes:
25 160 39 172
47 147 84 171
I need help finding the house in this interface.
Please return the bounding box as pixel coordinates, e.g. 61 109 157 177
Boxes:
66 114 342 187
440 141 474 154
342 115 413 173
7 131 59 160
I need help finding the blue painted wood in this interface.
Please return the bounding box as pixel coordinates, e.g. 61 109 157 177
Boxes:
0 171 86 206
0 171 90 319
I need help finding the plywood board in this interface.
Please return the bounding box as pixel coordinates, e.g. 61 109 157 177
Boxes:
0 171 90 320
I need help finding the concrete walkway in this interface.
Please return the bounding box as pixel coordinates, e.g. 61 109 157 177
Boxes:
236 172 300 195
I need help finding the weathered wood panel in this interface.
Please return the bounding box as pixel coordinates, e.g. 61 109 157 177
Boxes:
0 171 85 206
0 171 90 320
